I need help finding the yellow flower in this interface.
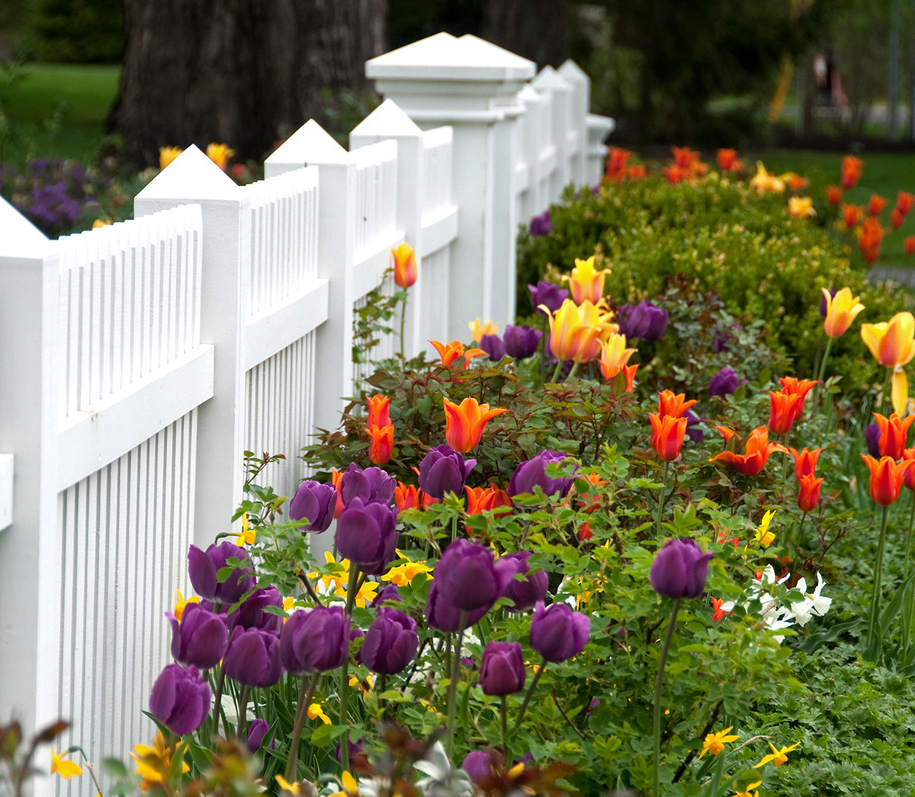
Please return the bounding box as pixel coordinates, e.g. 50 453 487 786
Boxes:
309 552 378 607
349 675 373 697
754 740 800 768
598 332 636 380
330 771 361 797
307 703 332 724
382 557 433 586
173 588 199 622
283 596 296 612
51 748 82 781
755 510 776 548
731 781 762 797
92 218 112 229
697 726 739 759
159 146 183 171
468 318 499 343
861 312 915 416
131 732 188 788
235 514 256 546
822 287 865 339
275 774 302 794
750 161 785 194
788 196 815 218
206 143 234 171
564 255 611 305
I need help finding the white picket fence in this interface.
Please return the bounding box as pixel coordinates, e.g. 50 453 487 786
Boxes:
0 32 611 796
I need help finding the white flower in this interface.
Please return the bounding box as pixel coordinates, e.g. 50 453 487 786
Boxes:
788 572 832 627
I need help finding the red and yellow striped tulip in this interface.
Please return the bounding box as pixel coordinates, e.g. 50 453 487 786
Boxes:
861 455 915 506
565 256 610 305
861 312 915 415
366 424 393 465
443 396 508 453
822 287 865 338
392 243 417 289
649 413 687 462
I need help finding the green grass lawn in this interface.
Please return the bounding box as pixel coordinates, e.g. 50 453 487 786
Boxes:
1 62 120 165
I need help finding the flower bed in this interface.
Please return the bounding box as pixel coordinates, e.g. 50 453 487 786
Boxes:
12 150 915 797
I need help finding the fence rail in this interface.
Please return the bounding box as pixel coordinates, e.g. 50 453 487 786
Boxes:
0 32 611 797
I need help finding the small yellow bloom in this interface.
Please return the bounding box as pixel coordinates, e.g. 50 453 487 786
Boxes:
159 146 183 171
235 514 256 546
309 552 378 607
283 596 296 612
822 287 865 339
173 588 199 622
750 161 785 194
51 748 82 781
307 703 332 724
382 559 433 586
598 332 636 380
754 740 800 768
330 771 360 797
732 782 762 797
697 726 739 759
755 509 776 548
788 196 815 218
206 143 234 171
348 674 373 697
92 218 112 229
468 318 500 343
276 774 302 794
131 732 188 788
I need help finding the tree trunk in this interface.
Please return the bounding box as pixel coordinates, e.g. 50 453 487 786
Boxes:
480 0 569 68
107 0 386 166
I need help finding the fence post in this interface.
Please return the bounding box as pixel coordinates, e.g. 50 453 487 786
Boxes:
0 199 61 759
532 65 574 204
350 99 424 358
366 32 535 340
558 59 590 188
134 147 249 547
586 114 615 184
266 121 356 437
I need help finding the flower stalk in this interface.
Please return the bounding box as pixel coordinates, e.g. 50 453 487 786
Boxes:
866 505 891 652
653 598 681 797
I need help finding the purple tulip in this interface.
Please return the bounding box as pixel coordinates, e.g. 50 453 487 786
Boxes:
228 586 284 633
335 497 398 575
616 300 668 342
168 603 228 670
502 325 542 359
684 410 704 444
223 627 283 688
529 211 553 237
246 718 269 753
187 542 256 606
480 333 505 362
529 601 590 663
479 641 525 696
501 552 549 612
149 663 211 736
339 464 396 508
528 281 568 316
289 480 337 532
462 751 496 785
418 444 477 500
507 450 576 500
650 539 712 599
434 539 516 613
425 581 490 632
359 608 419 675
280 606 349 674
865 423 882 457
371 583 402 607
708 367 740 398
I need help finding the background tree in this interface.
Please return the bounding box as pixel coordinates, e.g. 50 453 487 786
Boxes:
107 0 386 166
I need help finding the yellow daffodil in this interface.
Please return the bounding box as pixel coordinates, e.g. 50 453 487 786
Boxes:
755 510 776 548
697 726 739 759
564 255 611 305
330 771 360 797
750 161 785 194
173 588 199 622
159 146 183 171
50 748 82 781
276 774 302 794
788 196 815 218
307 703 332 724
131 732 188 788
468 318 499 343
732 781 762 797
206 143 234 171
235 514 256 546
382 558 433 586
822 287 865 338
754 740 800 768
861 312 915 415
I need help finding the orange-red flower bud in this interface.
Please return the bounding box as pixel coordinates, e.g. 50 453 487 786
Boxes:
891 208 905 230
331 468 345 519
904 449 915 490
872 412 915 460
392 243 417 289
861 455 914 506
443 396 508 453
867 194 888 217
841 156 863 190
366 424 393 465
768 391 803 435
709 426 786 476
464 485 512 516
841 203 863 228
797 473 824 513
429 340 487 368
367 394 390 428
906 236 915 256
898 191 915 215
788 447 822 481
649 413 687 462
623 364 638 392
657 389 698 420
778 376 819 422
395 482 423 514
716 148 740 172
825 186 842 206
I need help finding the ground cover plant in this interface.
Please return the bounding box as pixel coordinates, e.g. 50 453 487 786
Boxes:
14 151 915 797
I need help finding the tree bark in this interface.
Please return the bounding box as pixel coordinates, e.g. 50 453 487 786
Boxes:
481 0 569 68
108 0 386 166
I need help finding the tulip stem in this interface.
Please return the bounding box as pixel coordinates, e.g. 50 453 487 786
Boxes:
513 656 547 732
654 598 680 797
567 362 580 381
297 570 324 607
814 336 834 409
211 665 226 739
339 565 361 771
656 461 671 539
398 296 408 360
866 505 890 653
237 685 249 740
550 359 565 384
501 695 511 765
902 491 915 654
284 672 319 783
446 612 468 761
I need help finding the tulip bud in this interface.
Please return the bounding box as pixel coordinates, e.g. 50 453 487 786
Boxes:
418 445 477 499
335 497 398 575
223 627 283 688
617 300 668 342
289 480 337 533
280 606 349 674
865 424 882 458
479 333 505 362
708 367 740 398
425 580 489 632
339 464 396 507
187 542 255 605
529 601 590 663
501 552 549 612
435 539 516 613
359 608 419 675
479 641 525 696
650 539 712 599
228 586 284 632
168 603 228 669
508 450 576 499
246 718 270 753
462 751 496 785
148 663 211 736
502 325 542 359
528 281 568 316
529 211 553 237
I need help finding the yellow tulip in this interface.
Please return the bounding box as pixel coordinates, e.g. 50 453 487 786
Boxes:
749 161 785 194
861 312 915 415
468 317 499 343
541 299 600 363
598 333 636 379
206 142 234 171
788 196 815 218
822 287 865 338
158 146 183 171
565 255 610 305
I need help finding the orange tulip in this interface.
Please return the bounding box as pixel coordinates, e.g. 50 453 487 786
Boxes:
331 468 345 519
867 194 888 217
464 485 512 516
797 473 824 512
897 191 915 215
394 482 423 514
392 243 417 289
606 146 634 181
788 447 822 481
366 424 393 465
825 186 842 206
768 391 803 435
657 389 698 420
861 312 915 416
906 236 915 256
443 396 507 453
857 217 884 263
891 208 905 230
598 333 636 380
625 164 646 180
649 413 687 462
367 394 390 428
716 148 741 172
709 426 786 476
778 376 819 422
429 340 487 369
623 364 638 392
663 163 689 185
841 155 863 190
872 412 915 460
821 287 865 338
861 455 915 506
841 203 863 228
